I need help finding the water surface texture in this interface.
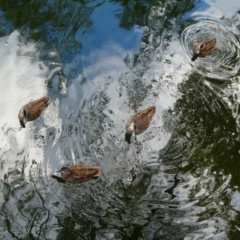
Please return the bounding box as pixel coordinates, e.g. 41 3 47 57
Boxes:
1 0 240 239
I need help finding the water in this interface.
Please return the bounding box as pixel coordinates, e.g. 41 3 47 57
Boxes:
1 0 240 239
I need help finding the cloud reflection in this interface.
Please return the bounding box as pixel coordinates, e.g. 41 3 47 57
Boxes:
185 0 240 18
0 31 48 179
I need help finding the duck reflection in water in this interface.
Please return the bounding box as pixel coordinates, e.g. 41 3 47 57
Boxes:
18 96 51 128
125 106 156 143
192 38 216 61
53 165 102 183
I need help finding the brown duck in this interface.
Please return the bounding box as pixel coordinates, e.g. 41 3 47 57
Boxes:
125 106 156 142
58 165 101 183
18 96 51 128
192 38 216 61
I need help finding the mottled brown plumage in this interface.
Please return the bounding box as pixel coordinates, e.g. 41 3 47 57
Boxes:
192 38 216 61
18 96 51 128
126 106 156 137
58 165 101 183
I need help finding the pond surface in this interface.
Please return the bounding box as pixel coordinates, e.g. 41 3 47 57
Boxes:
1 0 240 239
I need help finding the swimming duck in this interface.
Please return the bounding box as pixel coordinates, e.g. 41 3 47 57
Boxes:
125 106 156 142
192 38 216 61
57 165 101 183
18 96 51 128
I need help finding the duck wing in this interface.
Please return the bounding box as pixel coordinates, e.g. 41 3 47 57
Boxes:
134 106 156 135
25 96 51 121
67 166 101 183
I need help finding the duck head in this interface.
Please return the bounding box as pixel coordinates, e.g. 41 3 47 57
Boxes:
58 167 71 179
126 121 137 136
18 107 28 128
125 121 137 143
192 38 216 61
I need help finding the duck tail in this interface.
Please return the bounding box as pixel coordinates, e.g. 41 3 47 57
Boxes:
94 167 102 177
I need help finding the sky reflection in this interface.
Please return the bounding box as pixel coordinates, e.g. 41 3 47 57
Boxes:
186 0 240 19
0 30 49 180
2 0 240 239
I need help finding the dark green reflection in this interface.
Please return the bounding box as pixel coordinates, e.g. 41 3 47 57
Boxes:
162 73 239 174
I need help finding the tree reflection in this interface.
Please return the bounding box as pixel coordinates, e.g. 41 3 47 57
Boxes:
0 0 194 53
161 72 240 185
0 0 215 239
0 0 98 61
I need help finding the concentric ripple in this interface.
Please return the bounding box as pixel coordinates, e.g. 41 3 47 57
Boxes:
181 19 240 79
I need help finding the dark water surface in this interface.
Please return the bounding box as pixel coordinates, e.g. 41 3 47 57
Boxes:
1 0 240 239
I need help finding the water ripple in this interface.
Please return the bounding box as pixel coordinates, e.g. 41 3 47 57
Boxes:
182 18 240 79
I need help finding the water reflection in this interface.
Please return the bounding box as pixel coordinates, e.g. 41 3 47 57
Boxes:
187 0 240 18
2 0 240 239
0 31 49 178
181 18 240 79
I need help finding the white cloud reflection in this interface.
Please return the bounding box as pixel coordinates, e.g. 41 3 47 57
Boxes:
187 0 240 19
82 42 128 82
0 31 48 179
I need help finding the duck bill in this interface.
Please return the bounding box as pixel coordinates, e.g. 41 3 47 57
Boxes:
191 54 198 62
125 132 132 144
19 119 26 128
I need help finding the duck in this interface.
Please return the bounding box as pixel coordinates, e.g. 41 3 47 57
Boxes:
57 165 101 183
125 106 156 143
192 38 216 61
18 96 51 128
